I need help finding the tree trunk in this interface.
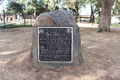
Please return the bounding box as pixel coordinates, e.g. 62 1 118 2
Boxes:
34 1 37 16
90 4 94 23
53 0 56 11
78 7 81 23
97 0 115 32
22 13 25 27
3 11 5 28
45 4 48 12
74 4 79 22
34 9 36 16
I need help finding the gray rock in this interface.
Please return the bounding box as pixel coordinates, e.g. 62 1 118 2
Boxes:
30 10 83 69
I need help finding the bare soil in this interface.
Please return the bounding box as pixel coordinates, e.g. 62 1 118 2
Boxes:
0 25 120 80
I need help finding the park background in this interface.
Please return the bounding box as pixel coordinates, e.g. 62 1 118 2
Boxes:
0 0 120 80
0 0 120 29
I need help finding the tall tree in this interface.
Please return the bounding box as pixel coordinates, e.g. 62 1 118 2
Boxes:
112 0 120 17
86 0 101 23
6 1 25 15
6 1 26 26
16 0 46 15
97 0 115 32
62 0 86 21
32 0 37 16
14 0 31 14
43 0 60 11
43 0 50 12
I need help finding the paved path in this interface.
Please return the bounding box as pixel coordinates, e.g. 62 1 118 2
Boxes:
0 23 13 26
0 23 120 32
111 27 120 32
77 23 120 32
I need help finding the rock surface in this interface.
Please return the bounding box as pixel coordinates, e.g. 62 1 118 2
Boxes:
30 10 83 69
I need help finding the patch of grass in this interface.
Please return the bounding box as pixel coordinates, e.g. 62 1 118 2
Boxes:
76 73 78 75
0 24 33 28
111 24 120 28
95 16 100 24
97 27 102 32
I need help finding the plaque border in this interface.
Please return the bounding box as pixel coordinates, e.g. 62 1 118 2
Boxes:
38 27 73 63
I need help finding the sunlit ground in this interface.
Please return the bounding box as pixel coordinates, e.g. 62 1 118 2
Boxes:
0 23 120 80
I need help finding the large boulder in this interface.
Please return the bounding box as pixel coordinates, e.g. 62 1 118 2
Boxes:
30 10 83 69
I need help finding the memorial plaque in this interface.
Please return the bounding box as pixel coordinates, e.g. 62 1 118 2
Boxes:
38 27 73 62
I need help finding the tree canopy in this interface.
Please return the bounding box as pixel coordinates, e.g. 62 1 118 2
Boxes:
6 0 46 16
61 0 86 20
6 1 25 14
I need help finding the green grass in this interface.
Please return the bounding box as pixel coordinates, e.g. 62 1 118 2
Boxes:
0 24 33 28
111 24 120 28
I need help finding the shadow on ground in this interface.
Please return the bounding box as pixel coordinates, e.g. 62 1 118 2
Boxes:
0 27 120 80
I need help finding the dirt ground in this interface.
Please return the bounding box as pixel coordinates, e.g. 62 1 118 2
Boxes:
0 24 120 80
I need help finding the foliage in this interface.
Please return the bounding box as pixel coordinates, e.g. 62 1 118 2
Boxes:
62 0 86 9
42 0 61 11
36 1 46 15
6 1 25 25
97 27 102 32
6 1 25 14
86 0 101 23
62 0 86 19
112 0 120 19
68 7 76 15
6 0 86 16
11 0 46 15
6 0 61 15
15 0 33 13
96 16 100 24
111 24 120 28
26 1 46 15
55 6 59 10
